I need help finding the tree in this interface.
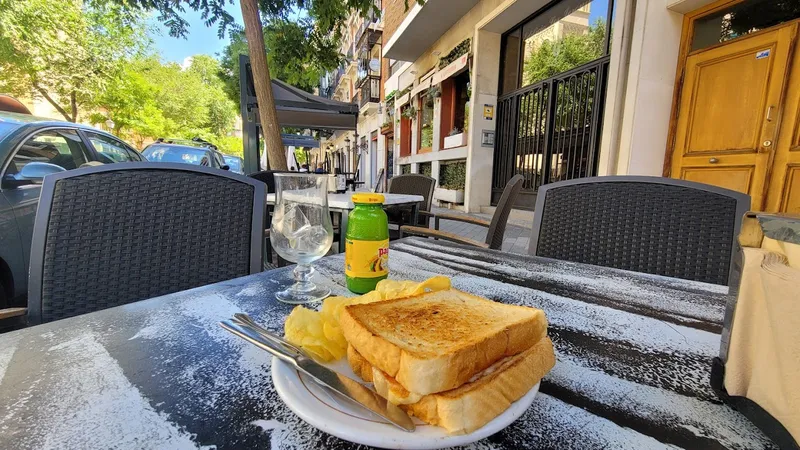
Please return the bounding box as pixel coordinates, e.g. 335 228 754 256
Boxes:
93 56 237 148
219 19 342 110
108 0 422 170
0 0 149 122
522 18 606 86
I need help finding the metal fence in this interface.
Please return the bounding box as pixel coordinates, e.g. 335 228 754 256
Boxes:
491 56 610 209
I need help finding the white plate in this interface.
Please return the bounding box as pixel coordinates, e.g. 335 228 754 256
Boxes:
271 357 540 449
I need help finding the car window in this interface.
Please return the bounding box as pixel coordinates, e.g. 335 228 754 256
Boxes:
125 148 144 161
212 152 225 168
224 156 243 173
142 145 210 166
85 132 138 163
6 129 89 176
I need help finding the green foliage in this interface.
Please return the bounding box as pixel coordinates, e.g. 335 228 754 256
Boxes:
219 17 343 108
420 125 433 149
400 164 411 175
111 0 424 40
440 160 466 190
401 106 417 120
438 38 471 69
419 162 432 178
294 147 308 165
215 136 244 157
0 0 150 122
94 55 237 149
522 19 606 86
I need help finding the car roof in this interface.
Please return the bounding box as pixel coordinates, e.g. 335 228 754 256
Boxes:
0 111 140 151
143 143 213 153
0 111 100 130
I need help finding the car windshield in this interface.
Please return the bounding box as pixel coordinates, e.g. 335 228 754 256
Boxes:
223 156 243 173
143 145 211 166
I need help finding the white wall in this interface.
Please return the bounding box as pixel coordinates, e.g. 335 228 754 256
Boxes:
598 0 684 176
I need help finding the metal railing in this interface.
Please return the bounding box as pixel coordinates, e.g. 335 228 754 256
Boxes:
491 56 610 209
359 76 381 108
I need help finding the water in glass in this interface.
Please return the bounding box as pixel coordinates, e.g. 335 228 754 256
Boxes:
270 174 334 303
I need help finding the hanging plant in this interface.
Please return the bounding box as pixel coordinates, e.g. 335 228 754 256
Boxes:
426 85 441 99
401 106 417 120
438 38 472 69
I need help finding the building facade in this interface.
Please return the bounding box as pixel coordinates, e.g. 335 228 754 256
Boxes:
319 1 386 188
374 0 800 214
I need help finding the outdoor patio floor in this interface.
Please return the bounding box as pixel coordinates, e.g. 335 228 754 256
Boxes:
429 207 532 255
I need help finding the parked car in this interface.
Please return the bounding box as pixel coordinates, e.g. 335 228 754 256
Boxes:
223 155 244 174
0 111 144 309
141 140 230 171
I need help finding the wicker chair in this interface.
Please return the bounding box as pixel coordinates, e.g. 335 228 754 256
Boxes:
27 163 266 325
529 176 750 288
399 174 524 250
386 174 436 227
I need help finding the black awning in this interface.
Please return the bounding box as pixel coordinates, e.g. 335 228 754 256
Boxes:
239 55 358 173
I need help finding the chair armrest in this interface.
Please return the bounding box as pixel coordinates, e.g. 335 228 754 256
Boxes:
0 308 27 320
399 226 489 249
418 210 435 217
434 213 491 229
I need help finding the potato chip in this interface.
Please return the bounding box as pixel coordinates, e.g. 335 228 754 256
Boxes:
283 276 452 362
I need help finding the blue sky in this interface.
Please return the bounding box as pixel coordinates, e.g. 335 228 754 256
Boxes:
150 5 243 63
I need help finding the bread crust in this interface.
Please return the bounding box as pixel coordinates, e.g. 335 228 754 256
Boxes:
340 289 548 395
370 337 556 434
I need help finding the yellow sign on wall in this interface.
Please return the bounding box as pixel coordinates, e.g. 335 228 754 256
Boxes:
483 104 494 120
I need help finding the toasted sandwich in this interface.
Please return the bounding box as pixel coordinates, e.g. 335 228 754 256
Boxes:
339 289 549 395
348 337 556 434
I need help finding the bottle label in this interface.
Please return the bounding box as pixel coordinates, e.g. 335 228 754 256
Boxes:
345 238 389 278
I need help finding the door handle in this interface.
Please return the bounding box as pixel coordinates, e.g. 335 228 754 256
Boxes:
766 105 774 122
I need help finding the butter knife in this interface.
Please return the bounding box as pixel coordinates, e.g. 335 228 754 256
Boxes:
219 319 415 432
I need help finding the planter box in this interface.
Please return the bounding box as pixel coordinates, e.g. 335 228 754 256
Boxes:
443 133 466 149
434 187 465 204
380 123 393 135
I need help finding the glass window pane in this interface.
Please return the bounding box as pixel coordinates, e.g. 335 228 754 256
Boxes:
500 29 521 94
691 0 800 51
419 94 434 150
87 133 135 163
9 130 88 174
521 0 609 86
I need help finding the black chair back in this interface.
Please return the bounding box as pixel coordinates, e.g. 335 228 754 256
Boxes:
529 176 750 288
387 174 436 227
486 174 525 249
28 163 266 324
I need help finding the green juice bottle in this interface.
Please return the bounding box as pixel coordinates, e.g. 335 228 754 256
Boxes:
345 193 389 294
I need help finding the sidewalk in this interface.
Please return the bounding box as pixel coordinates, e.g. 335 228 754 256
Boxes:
428 207 532 254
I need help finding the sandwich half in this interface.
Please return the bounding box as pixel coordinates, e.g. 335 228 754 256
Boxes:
348 337 556 434
340 289 548 395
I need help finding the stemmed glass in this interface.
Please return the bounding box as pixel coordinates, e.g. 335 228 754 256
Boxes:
270 174 334 304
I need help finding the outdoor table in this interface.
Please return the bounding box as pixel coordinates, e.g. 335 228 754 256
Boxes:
266 192 424 252
0 238 775 449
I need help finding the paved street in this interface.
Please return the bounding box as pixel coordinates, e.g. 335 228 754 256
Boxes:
429 207 532 254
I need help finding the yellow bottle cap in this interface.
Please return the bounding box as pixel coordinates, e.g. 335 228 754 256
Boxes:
352 193 385 204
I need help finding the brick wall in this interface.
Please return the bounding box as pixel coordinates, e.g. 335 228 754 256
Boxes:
383 0 412 42
381 0 413 94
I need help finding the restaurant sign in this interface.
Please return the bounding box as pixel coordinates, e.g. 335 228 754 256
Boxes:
433 53 469 85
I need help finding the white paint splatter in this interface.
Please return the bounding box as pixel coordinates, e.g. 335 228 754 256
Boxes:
251 419 288 432
549 354 772 449
0 333 20 386
14 332 198 449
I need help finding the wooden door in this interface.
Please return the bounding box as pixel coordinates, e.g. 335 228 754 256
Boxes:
765 26 800 214
671 24 797 210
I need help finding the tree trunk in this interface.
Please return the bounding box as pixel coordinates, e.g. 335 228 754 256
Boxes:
33 84 72 122
70 92 78 122
239 0 288 171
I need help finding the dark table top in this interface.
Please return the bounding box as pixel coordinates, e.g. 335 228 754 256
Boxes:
0 238 775 449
